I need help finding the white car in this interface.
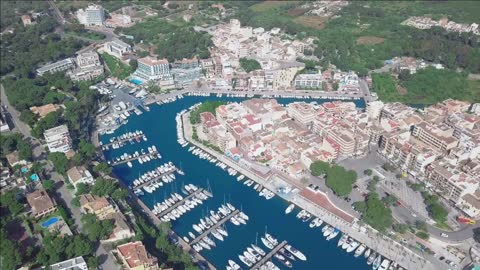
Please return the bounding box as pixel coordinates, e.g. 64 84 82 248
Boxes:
440 233 448 238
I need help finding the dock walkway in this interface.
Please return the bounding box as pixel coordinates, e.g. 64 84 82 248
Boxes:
100 134 145 148
157 188 204 217
250 240 288 270
191 209 240 244
132 167 177 189
111 151 159 166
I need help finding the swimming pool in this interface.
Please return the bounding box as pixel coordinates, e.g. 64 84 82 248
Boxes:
30 173 39 182
41 217 60 228
130 78 143 85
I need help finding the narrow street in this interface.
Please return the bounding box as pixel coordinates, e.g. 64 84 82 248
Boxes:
1 84 119 269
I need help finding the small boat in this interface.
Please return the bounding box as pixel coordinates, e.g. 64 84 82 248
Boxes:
285 204 295 214
367 252 377 265
338 234 348 247
127 161 133 168
228 260 241 270
346 240 360 253
261 237 274 249
364 248 371 259
326 228 340 241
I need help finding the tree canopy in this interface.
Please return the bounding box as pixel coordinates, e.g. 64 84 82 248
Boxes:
81 213 114 242
239 58 262 73
309 161 357 197
361 192 393 232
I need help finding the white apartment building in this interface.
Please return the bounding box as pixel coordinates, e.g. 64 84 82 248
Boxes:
104 39 132 58
77 5 105 26
294 73 323 89
76 51 101 68
50 256 88 270
44 125 73 153
133 56 171 82
36 58 74 76
68 51 104 81
366 101 385 121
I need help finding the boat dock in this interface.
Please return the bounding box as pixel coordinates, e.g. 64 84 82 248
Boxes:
100 135 144 148
250 240 288 270
111 150 160 166
190 209 240 244
132 167 177 189
157 188 205 217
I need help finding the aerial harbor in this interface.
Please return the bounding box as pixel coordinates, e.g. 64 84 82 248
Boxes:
1 1 479 270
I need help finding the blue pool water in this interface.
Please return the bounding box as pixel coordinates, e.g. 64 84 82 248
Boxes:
30 173 39 182
41 216 60 228
130 78 143 85
101 96 370 270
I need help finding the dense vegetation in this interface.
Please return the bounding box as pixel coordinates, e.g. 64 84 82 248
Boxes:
372 68 480 104
0 133 33 161
421 192 448 226
310 161 357 197
118 17 212 62
0 16 86 77
65 23 106 40
232 1 480 75
240 58 262 73
190 101 227 124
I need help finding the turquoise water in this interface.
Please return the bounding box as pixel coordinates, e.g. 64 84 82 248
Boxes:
101 96 372 270
41 216 59 228
30 173 39 182
130 78 143 85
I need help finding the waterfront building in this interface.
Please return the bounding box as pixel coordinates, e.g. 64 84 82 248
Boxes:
36 58 74 76
67 166 94 188
44 125 73 154
133 56 171 82
116 241 159 270
77 5 105 26
26 189 57 218
294 73 323 89
50 256 88 270
104 39 133 58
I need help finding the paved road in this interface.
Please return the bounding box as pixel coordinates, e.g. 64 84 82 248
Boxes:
48 0 65 25
1 84 119 270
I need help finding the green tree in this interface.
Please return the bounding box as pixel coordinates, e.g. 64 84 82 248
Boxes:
20 109 37 126
363 169 372 176
71 197 80 208
0 189 25 216
309 160 330 176
93 162 112 175
112 188 129 201
473 227 480 244
239 58 261 73
392 223 409 234
81 213 114 241
91 177 118 197
48 152 69 174
381 194 398 206
416 231 429 240
362 192 393 232
75 182 89 195
42 179 56 192
0 229 22 270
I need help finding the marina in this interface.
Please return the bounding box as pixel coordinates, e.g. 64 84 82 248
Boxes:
100 130 147 150
155 188 208 218
250 240 288 270
108 147 161 166
190 209 240 245
99 95 431 270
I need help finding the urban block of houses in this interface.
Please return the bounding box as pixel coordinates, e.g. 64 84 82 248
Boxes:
26 189 57 218
67 166 95 188
116 241 159 270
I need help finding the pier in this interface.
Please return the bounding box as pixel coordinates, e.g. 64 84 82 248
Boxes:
250 240 288 270
157 188 205 217
131 167 177 189
111 151 160 166
190 209 240 244
100 135 145 148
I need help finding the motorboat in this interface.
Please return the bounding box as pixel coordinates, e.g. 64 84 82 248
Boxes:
285 204 295 214
378 259 391 270
354 244 367 257
346 240 360 253
372 255 382 270
367 252 377 265
285 244 307 261
338 234 348 247
261 237 274 249
326 228 340 241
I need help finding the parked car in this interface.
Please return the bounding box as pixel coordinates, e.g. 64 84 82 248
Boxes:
440 233 449 238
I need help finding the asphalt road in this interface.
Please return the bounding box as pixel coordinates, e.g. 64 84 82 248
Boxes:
1 84 119 269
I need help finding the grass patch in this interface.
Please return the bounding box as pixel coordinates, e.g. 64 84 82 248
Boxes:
101 53 134 80
356 36 385 45
251 1 297 12
294 16 328 30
